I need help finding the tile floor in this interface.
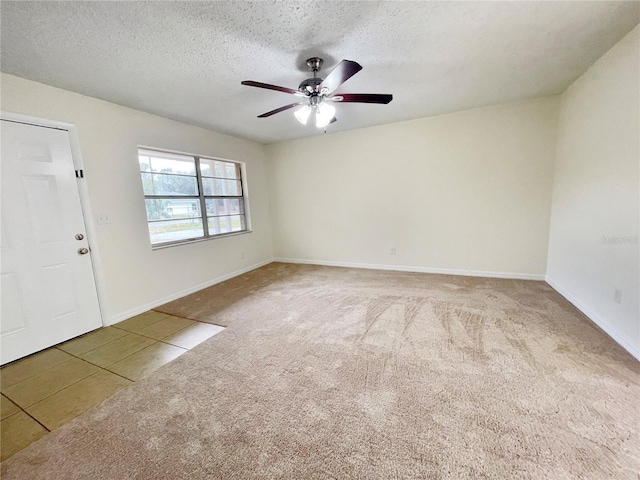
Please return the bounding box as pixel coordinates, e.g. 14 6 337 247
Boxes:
0 310 224 462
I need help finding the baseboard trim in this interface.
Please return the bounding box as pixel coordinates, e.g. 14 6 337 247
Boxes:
545 276 640 361
273 257 545 281
107 259 273 326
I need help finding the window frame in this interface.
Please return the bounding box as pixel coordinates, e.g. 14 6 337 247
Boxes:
138 146 251 249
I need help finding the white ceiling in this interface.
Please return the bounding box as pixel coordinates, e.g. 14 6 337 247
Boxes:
1 1 639 144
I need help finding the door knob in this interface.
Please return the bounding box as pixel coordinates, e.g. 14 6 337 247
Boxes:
78 248 89 255
75 234 84 240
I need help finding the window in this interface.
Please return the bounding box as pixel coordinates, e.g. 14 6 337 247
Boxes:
138 148 248 247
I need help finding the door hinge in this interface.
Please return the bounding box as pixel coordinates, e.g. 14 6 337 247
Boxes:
75 170 84 178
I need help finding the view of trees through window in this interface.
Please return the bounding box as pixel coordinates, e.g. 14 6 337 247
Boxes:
138 148 247 246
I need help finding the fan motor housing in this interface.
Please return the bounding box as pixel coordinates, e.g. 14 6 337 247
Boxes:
298 77 323 94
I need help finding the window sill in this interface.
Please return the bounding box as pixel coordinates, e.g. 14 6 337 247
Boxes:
151 229 252 250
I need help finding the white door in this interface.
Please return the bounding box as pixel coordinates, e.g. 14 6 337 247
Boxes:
1 119 102 365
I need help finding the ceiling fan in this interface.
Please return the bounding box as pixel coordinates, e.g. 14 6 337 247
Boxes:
241 57 393 129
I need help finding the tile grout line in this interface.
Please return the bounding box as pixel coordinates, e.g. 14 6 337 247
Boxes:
61 337 187 382
53 348 136 384
111 316 192 341
102 342 187 381
71 321 193 368
0 404 23 422
54 310 181 358
0 356 76 392
113 322 200 349
57 332 130 358
4 366 102 413
56 321 195 380
9 404 52 433
1 357 77 399
151 310 227 329
153 323 205 347
94 342 168 381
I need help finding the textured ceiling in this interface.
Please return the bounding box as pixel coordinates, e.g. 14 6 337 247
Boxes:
1 1 639 144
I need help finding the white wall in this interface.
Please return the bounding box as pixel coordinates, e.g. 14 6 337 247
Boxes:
547 26 640 358
1 74 273 323
267 97 559 278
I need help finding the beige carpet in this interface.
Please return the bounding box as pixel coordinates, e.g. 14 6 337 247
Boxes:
2 262 638 479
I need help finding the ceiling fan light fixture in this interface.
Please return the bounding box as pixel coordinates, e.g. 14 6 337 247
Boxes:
315 102 336 128
294 105 312 125
241 57 393 127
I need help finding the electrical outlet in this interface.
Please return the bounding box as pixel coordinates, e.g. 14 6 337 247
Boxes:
97 213 111 225
614 289 622 304
390 247 396 255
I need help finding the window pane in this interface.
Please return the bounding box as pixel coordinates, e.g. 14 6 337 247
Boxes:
142 173 198 196
145 199 201 221
225 163 238 178
205 198 243 217
208 215 245 235
139 155 152 172
147 219 204 245
231 215 246 232
139 148 247 247
200 159 239 179
139 150 196 175
202 178 242 196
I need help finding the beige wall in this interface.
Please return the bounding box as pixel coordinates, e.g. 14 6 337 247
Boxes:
1 74 273 323
267 97 559 278
547 26 640 357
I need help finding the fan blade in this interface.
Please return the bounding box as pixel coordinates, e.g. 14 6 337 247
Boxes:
241 80 304 96
331 93 393 104
318 60 362 94
257 102 305 118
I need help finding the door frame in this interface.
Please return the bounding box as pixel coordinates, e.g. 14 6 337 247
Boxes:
1 110 108 328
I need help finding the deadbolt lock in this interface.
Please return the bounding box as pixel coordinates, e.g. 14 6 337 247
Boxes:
75 234 84 241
